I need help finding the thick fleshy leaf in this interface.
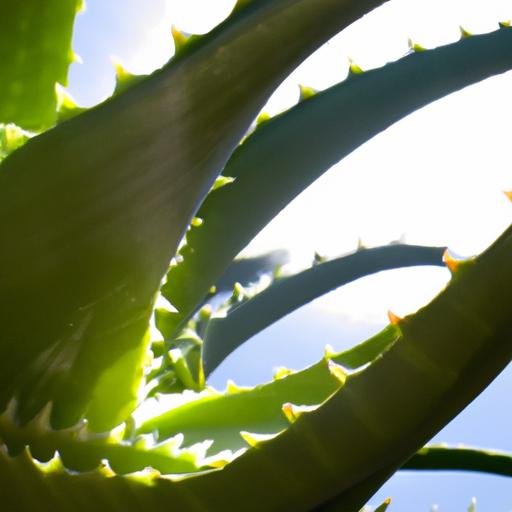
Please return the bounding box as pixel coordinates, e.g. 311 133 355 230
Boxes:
1 223 512 512
141 224 512 511
138 325 401 452
0 0 386 431
0 1 82 130
203 244 445 374
403 445 512 477
168 224 512 511
162 26 512 337
0 401 203 475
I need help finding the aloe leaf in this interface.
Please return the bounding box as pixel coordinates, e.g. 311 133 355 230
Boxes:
0 124 32 163
162 25 512 336
163 224 512 511
203 244 445 374
132 224 512 511
0 0 385 431
0 402 202 475
0 448 201 512
0 1 82 130
403 445 512 477
138 324 401 452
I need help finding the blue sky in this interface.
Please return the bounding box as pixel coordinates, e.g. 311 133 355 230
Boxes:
68 2 512 510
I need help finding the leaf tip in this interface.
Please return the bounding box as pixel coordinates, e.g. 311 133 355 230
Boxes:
240 431 279 448
55 83 85 123
407 37 426 52
459 26 472 39
255 111 271 127
282 403 318 424
171 25 191 55
327 360 347 385
348 57 364 76
442 248 462 274
387 310 403 326
298 84 318 102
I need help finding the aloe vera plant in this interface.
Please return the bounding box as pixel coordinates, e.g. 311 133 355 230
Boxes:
1 1 512 510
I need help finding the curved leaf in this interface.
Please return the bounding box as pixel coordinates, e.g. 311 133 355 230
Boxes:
0 0 82 130
203 244 445 374
162 26 512 336
144 224 512 511
138 325 401 452
0 403 202 475
404 445 512 477
0 0 385 431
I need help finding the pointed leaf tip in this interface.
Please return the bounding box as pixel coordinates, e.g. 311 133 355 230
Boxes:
504 190 512 202
282 402 319 423
348 57 364 76
499 20 511 29
442 248 462 274
171 25 191 55
459 26 472 39
240 431 280 447
212 175 236 191
298 84 318 102
55 83 86 123
327 360 347 385
374 497 392 512
191 217 204 227
273 366 294 380
111 56 147 96
387 310 402 326
408 37 427 52
256 112 271 127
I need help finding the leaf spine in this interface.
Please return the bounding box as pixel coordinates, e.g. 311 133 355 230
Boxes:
459 26 473 39
171 26 191 56
408 37 427 52
298 84 318 102
387 310 403 326
348 57 364 76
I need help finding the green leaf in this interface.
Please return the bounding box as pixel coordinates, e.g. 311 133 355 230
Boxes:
0 0 82 130
0 123 32 162
0 0 387 431
404 445 512 478
373 499 392 512
0 402 203 475
162 26 512 337
138 324 401 452
203 244 445 374
144 224 512 510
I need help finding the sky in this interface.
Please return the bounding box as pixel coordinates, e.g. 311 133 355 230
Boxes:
68 1 512 510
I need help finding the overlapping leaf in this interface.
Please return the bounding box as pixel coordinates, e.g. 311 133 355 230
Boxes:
138 324 400 452
0 0 82 130
162 26 512 337
202 244 445 374
0 0 386 431
1 219 511 512
144 224 512 511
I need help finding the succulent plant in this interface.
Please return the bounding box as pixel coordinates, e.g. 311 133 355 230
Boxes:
0 1 511 510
